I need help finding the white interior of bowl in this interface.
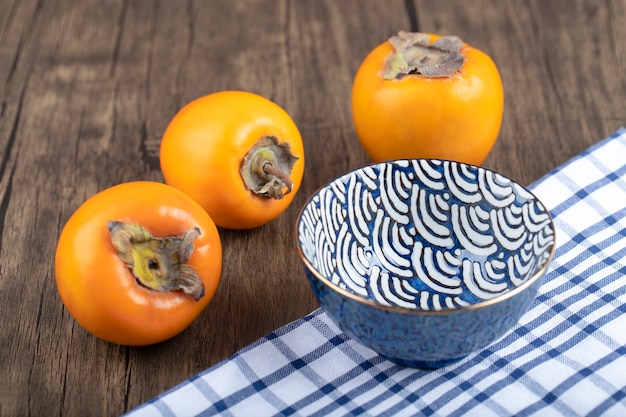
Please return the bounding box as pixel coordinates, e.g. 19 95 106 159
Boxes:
297 159 555 311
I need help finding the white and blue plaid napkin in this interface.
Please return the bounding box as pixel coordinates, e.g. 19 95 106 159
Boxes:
126 128 626 417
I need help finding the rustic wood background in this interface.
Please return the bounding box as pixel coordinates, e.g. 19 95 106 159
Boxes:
1 0 624 415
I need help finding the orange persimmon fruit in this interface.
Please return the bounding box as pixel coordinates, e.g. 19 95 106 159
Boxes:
160 91 305 230
55 181 222 346
352 31 504 165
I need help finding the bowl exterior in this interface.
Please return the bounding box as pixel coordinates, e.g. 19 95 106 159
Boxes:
304 266 544 369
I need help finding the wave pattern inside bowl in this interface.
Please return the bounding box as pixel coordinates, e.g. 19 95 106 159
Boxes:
298 159 555 311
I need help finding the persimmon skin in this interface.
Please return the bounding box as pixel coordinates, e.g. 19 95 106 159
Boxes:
352 33 504 165
160 91 305 230
55 181 222 346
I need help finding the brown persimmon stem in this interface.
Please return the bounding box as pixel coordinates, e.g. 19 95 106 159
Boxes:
385 31 465 80
263 162 293 199
108 221 205 301
240 136 299 200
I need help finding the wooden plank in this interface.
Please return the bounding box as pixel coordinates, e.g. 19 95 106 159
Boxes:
1 0 130 415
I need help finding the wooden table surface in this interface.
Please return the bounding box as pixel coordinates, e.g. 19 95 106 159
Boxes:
1 0 624 415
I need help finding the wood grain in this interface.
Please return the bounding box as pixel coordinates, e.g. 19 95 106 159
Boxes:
0 0 623 415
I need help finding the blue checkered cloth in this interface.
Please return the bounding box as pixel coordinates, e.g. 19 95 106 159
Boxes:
126 128 626 417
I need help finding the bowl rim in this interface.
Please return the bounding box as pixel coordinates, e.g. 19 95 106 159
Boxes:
294 158 556 315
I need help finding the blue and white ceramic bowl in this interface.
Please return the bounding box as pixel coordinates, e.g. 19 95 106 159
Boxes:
296 159 555 369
